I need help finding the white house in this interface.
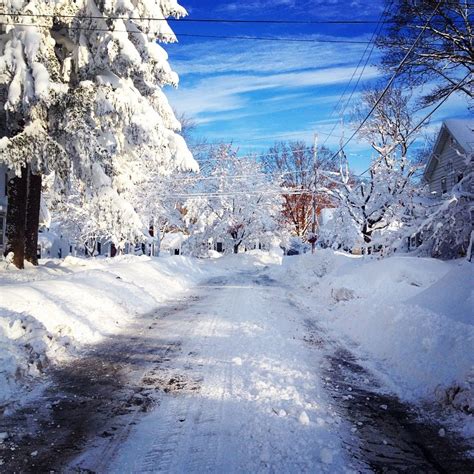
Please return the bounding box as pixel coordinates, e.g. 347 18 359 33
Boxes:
160 232 187 256
423 119 474 196
38 231 74 259
408 118 474 255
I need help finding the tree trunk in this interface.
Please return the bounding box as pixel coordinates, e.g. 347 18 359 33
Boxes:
233 244 239 254
362 224 372 244
24 171 42 265
5 167 28 269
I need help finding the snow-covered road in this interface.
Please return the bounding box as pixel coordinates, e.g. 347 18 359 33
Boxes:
1 257 472 473
74 268 347 472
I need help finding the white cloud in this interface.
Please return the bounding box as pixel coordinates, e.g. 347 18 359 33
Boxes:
169 65 379 119
170 35 375 77
200 0 384 19
215 0 296 13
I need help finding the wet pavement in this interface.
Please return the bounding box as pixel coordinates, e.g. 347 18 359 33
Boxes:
0 296 201 473
304 318 474 473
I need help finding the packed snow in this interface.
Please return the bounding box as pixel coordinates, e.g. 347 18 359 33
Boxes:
0 251 472 470
272 251 473 408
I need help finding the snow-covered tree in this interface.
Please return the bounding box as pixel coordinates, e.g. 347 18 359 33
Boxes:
185 144 284 255
261 141 338 242
405 165 473 259
322 87 421 250
0 1 68 267
50 168 145 255
49 0 197 250
318 206 362 251
377 0 473 107
1 0 197 263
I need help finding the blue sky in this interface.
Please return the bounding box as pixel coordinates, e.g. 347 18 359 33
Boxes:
163 0 470 172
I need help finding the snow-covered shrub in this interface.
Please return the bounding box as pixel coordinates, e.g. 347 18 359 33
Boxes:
286 236 310 255
417 172 473 259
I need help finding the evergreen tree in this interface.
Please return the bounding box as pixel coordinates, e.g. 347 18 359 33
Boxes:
1 0 196 264
0 1 67 268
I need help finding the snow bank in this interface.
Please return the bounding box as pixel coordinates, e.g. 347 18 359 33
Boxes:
206 249 284 273
0 256 207 408
407 262 473 325
277 252 473 407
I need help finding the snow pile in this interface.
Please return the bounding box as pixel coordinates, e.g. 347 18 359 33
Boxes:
0 256 207 408
407 263 473 325
278 252 473 408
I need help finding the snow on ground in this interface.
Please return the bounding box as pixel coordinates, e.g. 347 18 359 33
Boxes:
1 249 472 467
0 255 208 408
271 251 473 414
75 254 349 473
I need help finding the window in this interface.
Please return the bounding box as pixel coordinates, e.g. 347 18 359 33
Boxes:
441 177 447 194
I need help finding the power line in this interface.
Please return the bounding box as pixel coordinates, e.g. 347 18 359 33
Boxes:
160 33 371 44
2 10 471 24
192 142 341 164
355 71 472 178
153 189 307 199
321 0 393 148
330 3 390 117
3 11 469 25
203 129 344 144
0 21 373 44
187 130 344 154
359 75 471 179
166 165 327 183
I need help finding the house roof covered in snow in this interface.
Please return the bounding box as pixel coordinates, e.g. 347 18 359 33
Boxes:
423 118 474 181
161 232 187 249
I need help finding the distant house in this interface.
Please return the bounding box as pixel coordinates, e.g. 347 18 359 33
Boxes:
160 232 187 256
409 118 474 255
38 231 75 259
423 119 474 196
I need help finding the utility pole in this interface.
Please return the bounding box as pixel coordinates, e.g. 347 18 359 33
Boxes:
0 1 5 34
310 133 318 254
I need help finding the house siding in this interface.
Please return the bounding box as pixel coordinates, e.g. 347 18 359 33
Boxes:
428 138 468 196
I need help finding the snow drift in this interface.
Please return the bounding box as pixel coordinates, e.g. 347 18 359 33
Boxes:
0 256 206 408
275 251 473 408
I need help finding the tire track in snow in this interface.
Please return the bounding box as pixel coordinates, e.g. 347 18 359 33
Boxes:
0 293 203 473
106 275 233 473
105 269 346 473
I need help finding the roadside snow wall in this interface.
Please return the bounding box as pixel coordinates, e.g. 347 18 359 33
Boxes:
276 251 473 409
0 256 206 408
